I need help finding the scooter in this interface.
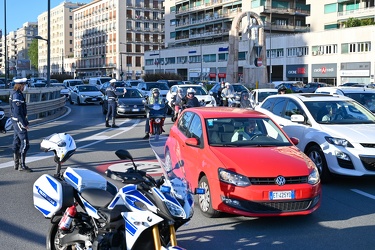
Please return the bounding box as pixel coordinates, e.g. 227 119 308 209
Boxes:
33 132 200 250
0 108 13 133
146 103 167 139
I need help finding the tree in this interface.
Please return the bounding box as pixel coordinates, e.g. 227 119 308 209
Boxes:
28 39 38 70
344 17 374 27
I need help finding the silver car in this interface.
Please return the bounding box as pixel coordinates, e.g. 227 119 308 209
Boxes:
69 84 104 105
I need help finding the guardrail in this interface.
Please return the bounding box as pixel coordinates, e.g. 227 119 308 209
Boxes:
0 87 67 124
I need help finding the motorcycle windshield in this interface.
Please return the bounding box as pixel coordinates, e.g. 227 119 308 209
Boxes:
149 136 193 206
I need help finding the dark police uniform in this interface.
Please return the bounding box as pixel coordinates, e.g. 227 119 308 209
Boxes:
105 81 118 128
10 78 32 172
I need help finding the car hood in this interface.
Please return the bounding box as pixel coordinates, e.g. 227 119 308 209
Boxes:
320 124 375 143
195 94 213 102
209 146 313 177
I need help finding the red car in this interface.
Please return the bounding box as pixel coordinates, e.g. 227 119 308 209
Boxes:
164 107 321 217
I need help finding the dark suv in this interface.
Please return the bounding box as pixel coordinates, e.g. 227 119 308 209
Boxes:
297 82 328 93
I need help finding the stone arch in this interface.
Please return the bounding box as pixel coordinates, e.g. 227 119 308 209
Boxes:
227 11 267 85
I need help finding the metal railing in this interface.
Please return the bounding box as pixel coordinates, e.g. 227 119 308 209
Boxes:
0 87 67 123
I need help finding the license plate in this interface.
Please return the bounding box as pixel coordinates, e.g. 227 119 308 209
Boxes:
92 98 97 101
269 191 294 200
132 109 139 112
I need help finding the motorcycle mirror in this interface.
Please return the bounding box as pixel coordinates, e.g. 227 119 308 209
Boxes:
115 149 138 171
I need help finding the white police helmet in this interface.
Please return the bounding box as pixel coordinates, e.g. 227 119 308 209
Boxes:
187 88 196 94
40 133 77 163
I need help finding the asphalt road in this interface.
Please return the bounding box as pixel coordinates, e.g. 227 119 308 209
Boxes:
1 103 375 249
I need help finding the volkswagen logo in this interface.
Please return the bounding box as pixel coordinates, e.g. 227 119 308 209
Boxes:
275 176 286 186
133 105 137 108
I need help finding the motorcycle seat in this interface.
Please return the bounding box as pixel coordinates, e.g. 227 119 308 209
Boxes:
80 188 115 208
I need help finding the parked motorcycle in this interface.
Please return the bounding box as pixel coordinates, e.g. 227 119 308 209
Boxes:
0 107 13 133
145 103 167 139
33 132 197 250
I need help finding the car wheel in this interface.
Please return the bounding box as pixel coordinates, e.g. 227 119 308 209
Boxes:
77 97 81 105
198 176 220 218
164 150 173 173
306 145 332 182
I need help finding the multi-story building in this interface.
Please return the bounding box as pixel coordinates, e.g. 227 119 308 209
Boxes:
0 22 38 77
37 1 86 78
145 0 310 82
73 0 164 80
145 0 375 86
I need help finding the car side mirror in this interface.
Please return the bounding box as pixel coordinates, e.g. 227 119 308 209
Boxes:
290 137 299 145
185 137 199 147
291 114 304 123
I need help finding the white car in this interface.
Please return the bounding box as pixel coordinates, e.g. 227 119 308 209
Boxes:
136 81 169 99
315 86 375 112
166 84 216 109
250 88 278 106
69 84 104 105
255 93 375 182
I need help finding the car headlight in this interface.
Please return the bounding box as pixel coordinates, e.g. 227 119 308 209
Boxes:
165 200 186 218
218 168 251 187
308 167 320 185
325 136 353 147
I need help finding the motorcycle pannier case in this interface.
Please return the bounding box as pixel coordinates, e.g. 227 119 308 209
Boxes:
33 174 74 218
63 167 107 192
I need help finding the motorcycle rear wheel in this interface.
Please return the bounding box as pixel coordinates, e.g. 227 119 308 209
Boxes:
46 222 74 250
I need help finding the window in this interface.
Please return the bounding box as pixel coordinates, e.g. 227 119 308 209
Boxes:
178 111 194 136
218 53 228 61
271 98 286 117
284 101 303 120
188 115 203 144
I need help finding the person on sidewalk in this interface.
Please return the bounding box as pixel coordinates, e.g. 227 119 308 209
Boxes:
9 78 32 172
105 79 120 128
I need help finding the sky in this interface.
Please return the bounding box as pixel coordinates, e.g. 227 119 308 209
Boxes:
0 0 92 33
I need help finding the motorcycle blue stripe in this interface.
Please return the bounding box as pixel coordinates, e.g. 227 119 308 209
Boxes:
65 172 79 185
83 200 97 213
125 217 137 236
46 176 58 192
126 189 154 207
108 196 120 208
35 205 51 217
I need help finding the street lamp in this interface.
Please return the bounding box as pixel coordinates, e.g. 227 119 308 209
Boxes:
119 42 126 80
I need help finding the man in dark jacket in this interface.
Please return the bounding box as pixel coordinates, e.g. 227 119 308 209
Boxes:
9 78 32 172
182 88 200 108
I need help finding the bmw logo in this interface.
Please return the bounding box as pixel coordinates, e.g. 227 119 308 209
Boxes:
275 176 286 186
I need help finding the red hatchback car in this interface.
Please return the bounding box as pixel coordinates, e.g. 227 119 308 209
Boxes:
164 107 321 217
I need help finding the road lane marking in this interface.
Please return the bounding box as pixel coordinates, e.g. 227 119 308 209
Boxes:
351 189 375 200
0 119 142 169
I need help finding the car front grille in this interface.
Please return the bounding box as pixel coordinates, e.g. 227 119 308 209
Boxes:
360 156 375 171
249 176 308 185
239 199 313 213
360 143 375 148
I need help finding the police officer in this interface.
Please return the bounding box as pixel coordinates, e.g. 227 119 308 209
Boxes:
105 79 119 128
10 78 32 172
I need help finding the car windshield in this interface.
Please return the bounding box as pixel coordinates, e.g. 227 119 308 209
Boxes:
78 85 98 92
232 85 247 93
145 83 169 90
304 100 375 124
206 118 291 147
178 86 208 95
116 88 143 98
69 81 83 86
344 93 375 112
258 91 277 102
128 81 141 87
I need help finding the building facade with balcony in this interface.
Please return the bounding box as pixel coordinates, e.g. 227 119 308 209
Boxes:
72 0 165 80
145 0 310 82
145 0 375 86
37 1 85 78
0 22 38 77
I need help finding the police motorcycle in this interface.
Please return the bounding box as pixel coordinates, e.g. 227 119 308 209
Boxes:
145 102 167 140
33 133 199 250
0 107 12 133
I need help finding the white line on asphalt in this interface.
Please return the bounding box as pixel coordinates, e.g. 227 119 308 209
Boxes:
351 189 375 200
0 118 142 169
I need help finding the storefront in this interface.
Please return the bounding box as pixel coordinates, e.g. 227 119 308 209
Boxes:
339 62 371 85
311 63 337 86
286 64 308 83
